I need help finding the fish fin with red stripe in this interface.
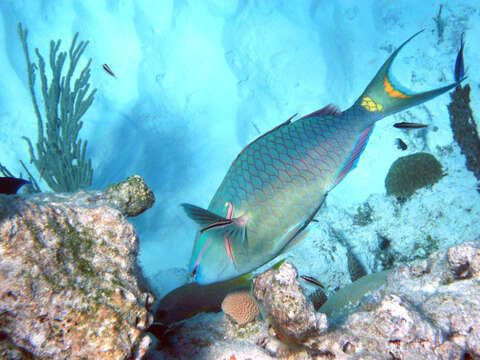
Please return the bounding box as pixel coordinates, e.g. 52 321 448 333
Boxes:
182 202 249 257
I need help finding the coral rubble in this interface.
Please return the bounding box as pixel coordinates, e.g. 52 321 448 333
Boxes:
0 176 155 359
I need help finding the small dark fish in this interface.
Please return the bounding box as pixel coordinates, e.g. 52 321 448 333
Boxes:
0 176 30 194
393 122 429 129
455 33 465 83
395 138 408 150
300 275 325 289
102 63 116 78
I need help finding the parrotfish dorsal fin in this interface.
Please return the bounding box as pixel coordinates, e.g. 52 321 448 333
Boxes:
354 30 460 118
301 104 342 119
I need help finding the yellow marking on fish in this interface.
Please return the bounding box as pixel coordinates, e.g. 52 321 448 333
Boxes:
360 96 384 112
384 76 411 99
225 202 229 207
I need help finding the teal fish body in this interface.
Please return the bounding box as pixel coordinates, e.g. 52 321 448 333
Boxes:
183 31 462 284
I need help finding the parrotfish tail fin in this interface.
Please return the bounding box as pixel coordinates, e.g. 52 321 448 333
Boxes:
181 203 248 265
354 30 461 120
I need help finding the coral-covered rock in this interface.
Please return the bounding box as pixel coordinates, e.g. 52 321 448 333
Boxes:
30 175 154 217
448 84 480 181
157 240 480 359
0 176 155 360
306 240 480 359
253 263 328 346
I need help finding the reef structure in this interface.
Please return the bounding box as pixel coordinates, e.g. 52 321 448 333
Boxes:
0 176 155 360
448 84 480 181
156 240 480 359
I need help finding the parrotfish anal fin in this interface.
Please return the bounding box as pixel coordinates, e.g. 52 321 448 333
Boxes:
333 124 374 187
301 104 342 119
354 30 461 118
227 114 298 172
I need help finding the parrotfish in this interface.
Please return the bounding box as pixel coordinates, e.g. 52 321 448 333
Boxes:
183 31 464 285
0 176 30 194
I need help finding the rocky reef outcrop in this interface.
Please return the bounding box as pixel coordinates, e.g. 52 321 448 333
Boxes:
156 239 480 359
0 175 155 360
448 84 480 181
253 263 327 350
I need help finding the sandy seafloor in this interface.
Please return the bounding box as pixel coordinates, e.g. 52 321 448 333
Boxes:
0 0 479 299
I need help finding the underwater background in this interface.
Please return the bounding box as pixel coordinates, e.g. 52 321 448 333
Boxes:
1 0 479 306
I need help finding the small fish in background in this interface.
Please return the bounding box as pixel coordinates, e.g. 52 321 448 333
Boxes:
395 138 408 150
393 122 428 129
455 32 465 83
102 63 116 78
300 275 325 289
0 177 30 194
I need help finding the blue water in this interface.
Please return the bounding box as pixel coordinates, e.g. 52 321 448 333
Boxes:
1 0 479 307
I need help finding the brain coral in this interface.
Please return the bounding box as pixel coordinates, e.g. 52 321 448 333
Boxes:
221 290 259 325
385 152 443 200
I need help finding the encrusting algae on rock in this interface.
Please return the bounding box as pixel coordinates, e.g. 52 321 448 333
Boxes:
0 176 155 360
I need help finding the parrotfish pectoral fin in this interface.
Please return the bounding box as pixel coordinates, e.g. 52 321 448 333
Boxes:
354 30 463 118
181 203 227 227
182 202 249 261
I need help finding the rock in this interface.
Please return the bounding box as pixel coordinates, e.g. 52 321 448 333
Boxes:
306 240 480 359
29 175 155 217
253 263 328 349
0 176 155 359
448 84 480 181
